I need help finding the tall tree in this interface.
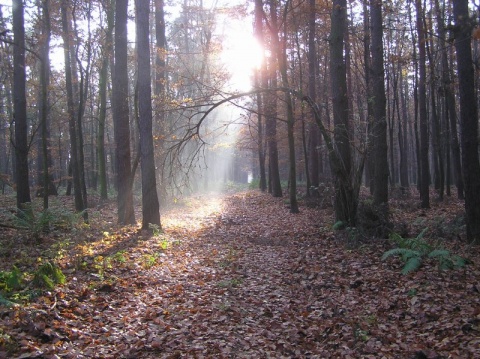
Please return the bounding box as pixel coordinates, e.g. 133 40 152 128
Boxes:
307 0 319 196
97 0 115 201
363 1 374 194
452 0 480 243
415 0 430 208
269 0 298 213
435 0 464 199
37 0 57 209
254 0 267 191
136 0 161 230
370 0 388 205
61 0 85 216
264 0 282 197
155 0 167 97
12 0 31 210
113 0 135 225
330 0 357 225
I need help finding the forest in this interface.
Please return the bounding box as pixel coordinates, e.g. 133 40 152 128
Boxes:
1 0 480 357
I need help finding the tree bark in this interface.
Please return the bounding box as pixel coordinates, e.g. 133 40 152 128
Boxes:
363 1 374 194
307 0 319 196
113 0 135 225
415 0 430 208
61 0 85 215
37 0 57 209
452 0 480 243
398 68 410 189
254 0 267 191
12 0 31 210
98 0 114 201
136 0 161 230
269 0 298 213
370 0 388 206
435 0 464 199
330 0 357 225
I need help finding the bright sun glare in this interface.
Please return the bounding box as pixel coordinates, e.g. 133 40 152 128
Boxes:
221 23 263 92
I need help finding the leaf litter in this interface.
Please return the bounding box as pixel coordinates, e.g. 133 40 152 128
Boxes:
0 190 479 358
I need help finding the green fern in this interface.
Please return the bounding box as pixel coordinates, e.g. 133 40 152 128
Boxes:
382 248 420 262
333 221 347 230
383 229 470 274
427 249 450 258
0 293 17 307
390 228 431 253
14 204 54 239
402 257 422 275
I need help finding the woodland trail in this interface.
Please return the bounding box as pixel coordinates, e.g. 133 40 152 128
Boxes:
1 191 480 358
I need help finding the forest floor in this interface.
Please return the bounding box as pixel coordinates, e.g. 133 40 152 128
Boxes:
0 188 480 358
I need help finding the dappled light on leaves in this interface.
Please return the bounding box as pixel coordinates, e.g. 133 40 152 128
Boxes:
0 191 479 357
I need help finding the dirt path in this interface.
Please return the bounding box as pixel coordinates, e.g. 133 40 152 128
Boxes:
1 191 479 358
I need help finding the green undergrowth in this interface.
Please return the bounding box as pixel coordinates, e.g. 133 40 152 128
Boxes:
382 228 470 274
0 260 65 306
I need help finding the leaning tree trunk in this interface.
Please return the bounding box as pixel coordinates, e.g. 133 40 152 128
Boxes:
452 0 480 243
12 0 31 210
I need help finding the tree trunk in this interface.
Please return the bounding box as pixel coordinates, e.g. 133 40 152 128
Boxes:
435 0 464 199
399 68 410 189
61 0 85 215
415 0 430 208
307 0 319 196
370 0 389 206
265 59 282 197
37 0 57 209
269 0 298 213
330 0 357 225
253 0 267 191
363 1 374 194
72 5 90 215
452 0 480 243
113 0 135 225
255 73 267 191
425 13 444 200
154 0 168 202
136 0 161 230
12 0 31 210
98 0 114 201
